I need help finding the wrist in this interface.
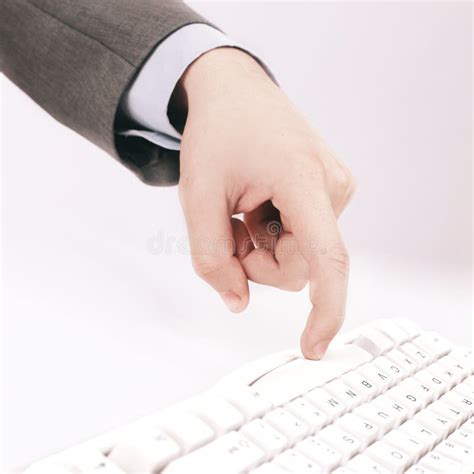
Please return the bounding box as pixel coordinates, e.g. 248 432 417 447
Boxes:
185 47 270 93
173 48 273 113
169 48 276 134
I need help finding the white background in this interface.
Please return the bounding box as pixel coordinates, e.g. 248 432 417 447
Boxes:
1 1 472 470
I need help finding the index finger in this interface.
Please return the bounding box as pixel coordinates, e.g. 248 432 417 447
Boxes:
274 167 349 359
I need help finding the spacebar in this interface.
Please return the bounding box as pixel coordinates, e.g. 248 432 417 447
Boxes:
251 344 373 405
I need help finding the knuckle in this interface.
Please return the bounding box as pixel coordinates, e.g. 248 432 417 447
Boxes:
326 245 350 277
334 166 354 193
346 178 357 200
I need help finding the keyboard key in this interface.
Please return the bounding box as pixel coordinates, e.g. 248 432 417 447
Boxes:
413 368 450 399
462 417 474 433
222 386 273 420
325 379 364 412
438 354 472 381
24 447 126 474
414 408 455 439
353 328 394 356
337 413 380 448
440 390 474 419
398 342 433 368
345 454 392 473
455 379 474 399
357 362 392 392
404 376 436 407
273 448 321 472
412 332 452 360
373 394 409 425
449 347 473 369
240 419 288 458
405 463 444 473
372 319 411 345
304 388 346 421
373 355 405 384
436 392 472 428
384 428 424 460
108 427 181 473
427 362 458 389
318 425 361 462
342 368 379 401
286 397 328 431
163 431 265 474
264 407 309 443
448 424 474 449
393 318 421 339
296 436 342 471
250 463 288 474
416 450 462 473
464 375 474 390
386 379 423 416
398 419 437 452
366 440 411 473
332 467 356 474
157 412 214 452
251 345 373 406
428 400 465 427
385 349 418 375
189 395 245 434
354 401 397 433
435 438 472 462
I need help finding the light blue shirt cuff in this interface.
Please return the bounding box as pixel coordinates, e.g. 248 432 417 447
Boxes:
119 24 239 151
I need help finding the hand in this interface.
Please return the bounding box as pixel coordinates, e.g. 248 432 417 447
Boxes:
174 48 355 359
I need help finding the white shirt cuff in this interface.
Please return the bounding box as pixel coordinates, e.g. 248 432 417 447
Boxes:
119 24 239 151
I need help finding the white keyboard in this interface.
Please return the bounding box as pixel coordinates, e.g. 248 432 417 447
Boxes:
24 318 473 474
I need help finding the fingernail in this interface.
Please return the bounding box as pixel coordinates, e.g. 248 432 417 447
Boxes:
220 291 242 312
312 340 330 359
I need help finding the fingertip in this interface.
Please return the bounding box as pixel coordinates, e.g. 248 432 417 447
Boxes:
219 291 241 312
301 349 319 361
219 285 249 313
300 328 315 359
301 335 331 360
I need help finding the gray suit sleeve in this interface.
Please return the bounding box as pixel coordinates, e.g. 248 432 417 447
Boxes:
0 0 210 185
